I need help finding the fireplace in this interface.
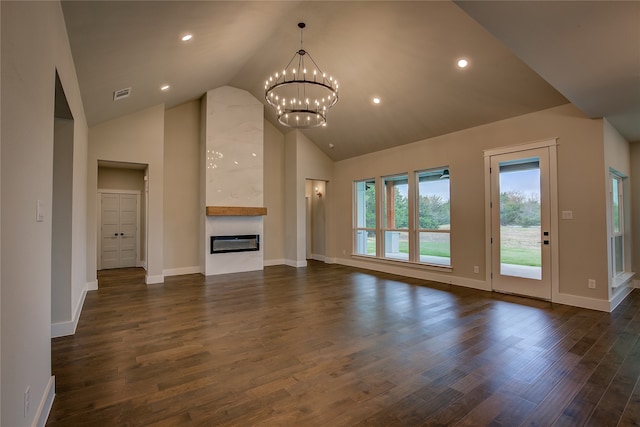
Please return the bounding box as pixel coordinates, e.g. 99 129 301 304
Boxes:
210 234 260 254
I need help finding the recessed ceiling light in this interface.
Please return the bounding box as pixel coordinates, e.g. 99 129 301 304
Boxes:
457 58 469 69
372 97 381 105
181 34 193 42
160 85 170 91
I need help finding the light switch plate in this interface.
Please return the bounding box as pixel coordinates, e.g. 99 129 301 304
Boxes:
36 200 44 222
562 211 573 220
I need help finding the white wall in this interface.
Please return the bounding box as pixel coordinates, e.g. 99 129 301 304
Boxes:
331 103 612 309
88 104 164 284
1 1 88 425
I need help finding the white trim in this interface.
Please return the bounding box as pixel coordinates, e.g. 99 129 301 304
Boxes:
163 266 200 277
86 280 98 291
34 376 55 427
483 138 558 158
51 287 87 338
634 279 640 289
285 259 307 268
552 292 611 312
145 274 164 284
609 282 634 312
264 258 285 267
339 257 491 292
612 272 635 288
325 257 338 264
484 138 559 302
310 253 326 262
351 254 453 273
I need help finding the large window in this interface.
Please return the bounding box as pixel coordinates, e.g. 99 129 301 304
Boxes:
353 167 451 268
354 179 376 256
610 173 624 277
383 175 409 260
417 169 451 266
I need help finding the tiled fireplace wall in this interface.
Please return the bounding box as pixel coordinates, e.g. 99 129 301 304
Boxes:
201 86 264 275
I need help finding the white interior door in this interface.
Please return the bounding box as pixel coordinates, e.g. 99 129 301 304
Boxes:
101 192 138 269
490 147 551 299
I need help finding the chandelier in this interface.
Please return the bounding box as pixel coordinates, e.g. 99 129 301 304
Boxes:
264 23 339 129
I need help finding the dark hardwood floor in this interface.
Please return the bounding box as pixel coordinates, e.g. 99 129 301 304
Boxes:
47 262 640 426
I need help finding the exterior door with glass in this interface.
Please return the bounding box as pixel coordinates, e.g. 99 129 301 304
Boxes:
490 147 551 299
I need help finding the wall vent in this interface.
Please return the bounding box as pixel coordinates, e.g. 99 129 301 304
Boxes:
113 87 131 101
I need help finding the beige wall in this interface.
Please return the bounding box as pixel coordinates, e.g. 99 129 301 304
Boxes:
284 131 334 266
164 100 200 273
631 143 640 275
264 120 285 263
1 1 89 425
332 103 611 305
88 104 165 284
603 119 632 293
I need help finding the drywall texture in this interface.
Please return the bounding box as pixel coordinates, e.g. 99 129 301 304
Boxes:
1 1 89 425
164 100 200 272
332 103 610 304
89 104 165 284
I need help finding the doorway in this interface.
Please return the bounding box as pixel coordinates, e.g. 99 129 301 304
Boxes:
305 179 327 262
487 143 556 300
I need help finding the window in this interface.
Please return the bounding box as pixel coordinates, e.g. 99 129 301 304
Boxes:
382 175 409 260
353 166 451 268
354 179 376 256
610 173 624 277
417 169 451 266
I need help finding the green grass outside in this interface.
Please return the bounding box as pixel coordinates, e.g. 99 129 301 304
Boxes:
500 247 541 267
367 238 540 266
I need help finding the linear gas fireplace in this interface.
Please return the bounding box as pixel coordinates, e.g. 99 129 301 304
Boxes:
210 234 260 254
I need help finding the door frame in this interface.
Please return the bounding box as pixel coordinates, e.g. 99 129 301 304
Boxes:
97 189 141 270
483 138 559 300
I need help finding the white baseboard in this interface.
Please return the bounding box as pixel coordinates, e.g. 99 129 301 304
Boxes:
634 279 640 289
51 287 87 338
163 266 200 277
35 376 55 427
324 257 338 264
338 257 490 292
145 274 164 284
264 258 285 267
552 292 611 312
310 254 326 262
86 279 98 291
609 282 635 312
285 259 307 268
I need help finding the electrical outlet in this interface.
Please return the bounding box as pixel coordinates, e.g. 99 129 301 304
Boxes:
24 386 30 417
473 266 479 274
588 279 596 289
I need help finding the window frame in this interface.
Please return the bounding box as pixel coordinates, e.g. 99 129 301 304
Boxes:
415 168 451 267
381 174 410 261
353 178 377 257
610 172 625 278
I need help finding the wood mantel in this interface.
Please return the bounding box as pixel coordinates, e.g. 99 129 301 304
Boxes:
206 206 267 216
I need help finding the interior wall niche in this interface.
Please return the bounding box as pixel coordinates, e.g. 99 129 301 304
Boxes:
51 71 74 324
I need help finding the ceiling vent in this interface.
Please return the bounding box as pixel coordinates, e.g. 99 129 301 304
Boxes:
113 87 131 101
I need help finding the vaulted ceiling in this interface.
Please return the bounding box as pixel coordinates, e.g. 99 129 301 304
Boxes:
61 1 639 161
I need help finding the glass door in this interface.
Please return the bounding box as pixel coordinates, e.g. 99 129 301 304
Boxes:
490 147 551 299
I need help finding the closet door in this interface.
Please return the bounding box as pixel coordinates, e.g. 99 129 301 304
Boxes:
101 193 138 269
